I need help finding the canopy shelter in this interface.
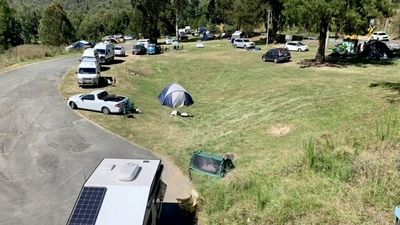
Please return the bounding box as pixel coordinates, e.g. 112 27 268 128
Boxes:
158 83 194 108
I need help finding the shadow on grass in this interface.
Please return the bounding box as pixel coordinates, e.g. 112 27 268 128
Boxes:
106 59 125 65
159 203 196 225
298 55 396 68
369 81 400 103
100 66 110 72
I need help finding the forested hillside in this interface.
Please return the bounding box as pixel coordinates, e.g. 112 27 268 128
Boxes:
7 0 130 12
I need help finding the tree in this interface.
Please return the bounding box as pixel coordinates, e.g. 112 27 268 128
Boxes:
0 0 13 50
172 0 189 39
39 1 75 46
284 0 394 62
18 5 40 43
130 0 168 43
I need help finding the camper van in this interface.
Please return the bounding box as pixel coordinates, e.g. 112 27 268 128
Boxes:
94 42 115 64
77 61 101 86
82 48 99 63
67 158 166 225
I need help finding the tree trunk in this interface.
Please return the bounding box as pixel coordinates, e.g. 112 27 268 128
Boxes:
315 19 329 62
175 8 179 40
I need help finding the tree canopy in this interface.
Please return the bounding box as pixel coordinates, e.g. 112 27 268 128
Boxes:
38 2 75 46
284 0 394 61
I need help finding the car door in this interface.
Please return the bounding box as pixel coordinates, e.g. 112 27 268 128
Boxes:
265 50 274 61
79 94 97 111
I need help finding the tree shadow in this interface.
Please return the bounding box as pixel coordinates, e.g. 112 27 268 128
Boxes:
369 81 400 103
299 55 396 68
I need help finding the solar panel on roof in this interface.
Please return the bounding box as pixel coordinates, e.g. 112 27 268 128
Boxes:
67 187 107 225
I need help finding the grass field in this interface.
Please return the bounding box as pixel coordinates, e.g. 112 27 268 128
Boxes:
61 40 400 224
0 44 76 70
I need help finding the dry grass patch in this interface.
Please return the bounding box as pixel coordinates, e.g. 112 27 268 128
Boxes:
267 124 295 137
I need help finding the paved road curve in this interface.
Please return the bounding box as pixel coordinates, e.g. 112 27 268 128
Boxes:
0 57 159 225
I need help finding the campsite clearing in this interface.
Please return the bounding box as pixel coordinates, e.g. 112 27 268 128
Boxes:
61 40 400 224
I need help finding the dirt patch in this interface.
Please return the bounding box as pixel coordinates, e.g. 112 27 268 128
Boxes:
267 124 294 137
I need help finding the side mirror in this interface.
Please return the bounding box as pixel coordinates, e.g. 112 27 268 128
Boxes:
75 71 78 74
78 59 82 62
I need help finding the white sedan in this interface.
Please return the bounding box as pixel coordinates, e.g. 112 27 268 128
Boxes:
285 41 309 52
114 46 125 56
68 90 131 114
371 31 389 41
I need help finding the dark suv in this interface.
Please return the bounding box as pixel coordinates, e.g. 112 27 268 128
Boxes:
132 44 147 55
262 48 291 63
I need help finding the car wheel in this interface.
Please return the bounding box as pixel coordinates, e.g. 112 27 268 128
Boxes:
274 58 278 63
101 107 110 115
244 45 248 50
262 56 267 62
297 48 301 52
234 44 237 48
69 102 77 109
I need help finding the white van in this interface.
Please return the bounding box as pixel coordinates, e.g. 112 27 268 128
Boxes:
67 158 166 225
94 42 115 64
77 61 101 86
81 48 99 64
137 39 150 49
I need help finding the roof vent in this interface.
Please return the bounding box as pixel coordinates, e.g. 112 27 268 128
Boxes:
118 163 140 182
101 163 115 172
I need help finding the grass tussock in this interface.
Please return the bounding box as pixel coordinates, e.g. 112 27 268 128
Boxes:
61 40 400 224
0 44 70 69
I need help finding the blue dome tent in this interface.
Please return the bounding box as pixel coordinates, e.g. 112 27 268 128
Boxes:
158 83 194 108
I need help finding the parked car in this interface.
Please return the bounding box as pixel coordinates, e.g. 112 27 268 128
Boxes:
137 39 150 49
114 46 125 56
371 31 389 41
261 48 291 63
124 35 134 40
147 44 161 55
76 61 101 86
132 44 147 55
285 41 309 52
68 90 132 115
165 36 175 45
233 38 255 49
81 48 99 64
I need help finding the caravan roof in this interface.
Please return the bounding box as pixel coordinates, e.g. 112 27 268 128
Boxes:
67 158 162 225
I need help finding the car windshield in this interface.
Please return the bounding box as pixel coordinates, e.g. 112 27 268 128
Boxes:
115 47 122 50
96 49 105 54
79 68 96 74
243 40 250 42
97 91 109 100
379 33 386 35
297 42 305 46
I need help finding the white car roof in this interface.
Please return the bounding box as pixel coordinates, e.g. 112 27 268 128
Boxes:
79 61 98 68
81 158 161 225
138 39 149 42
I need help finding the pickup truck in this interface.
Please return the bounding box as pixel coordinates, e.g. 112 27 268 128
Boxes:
68 90 132 114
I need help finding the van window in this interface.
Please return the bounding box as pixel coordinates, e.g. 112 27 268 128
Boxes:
97 49 106 54
79 68 96 74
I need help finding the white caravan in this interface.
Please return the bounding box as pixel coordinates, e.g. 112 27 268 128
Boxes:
67 158 166 225
94 42 115 64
